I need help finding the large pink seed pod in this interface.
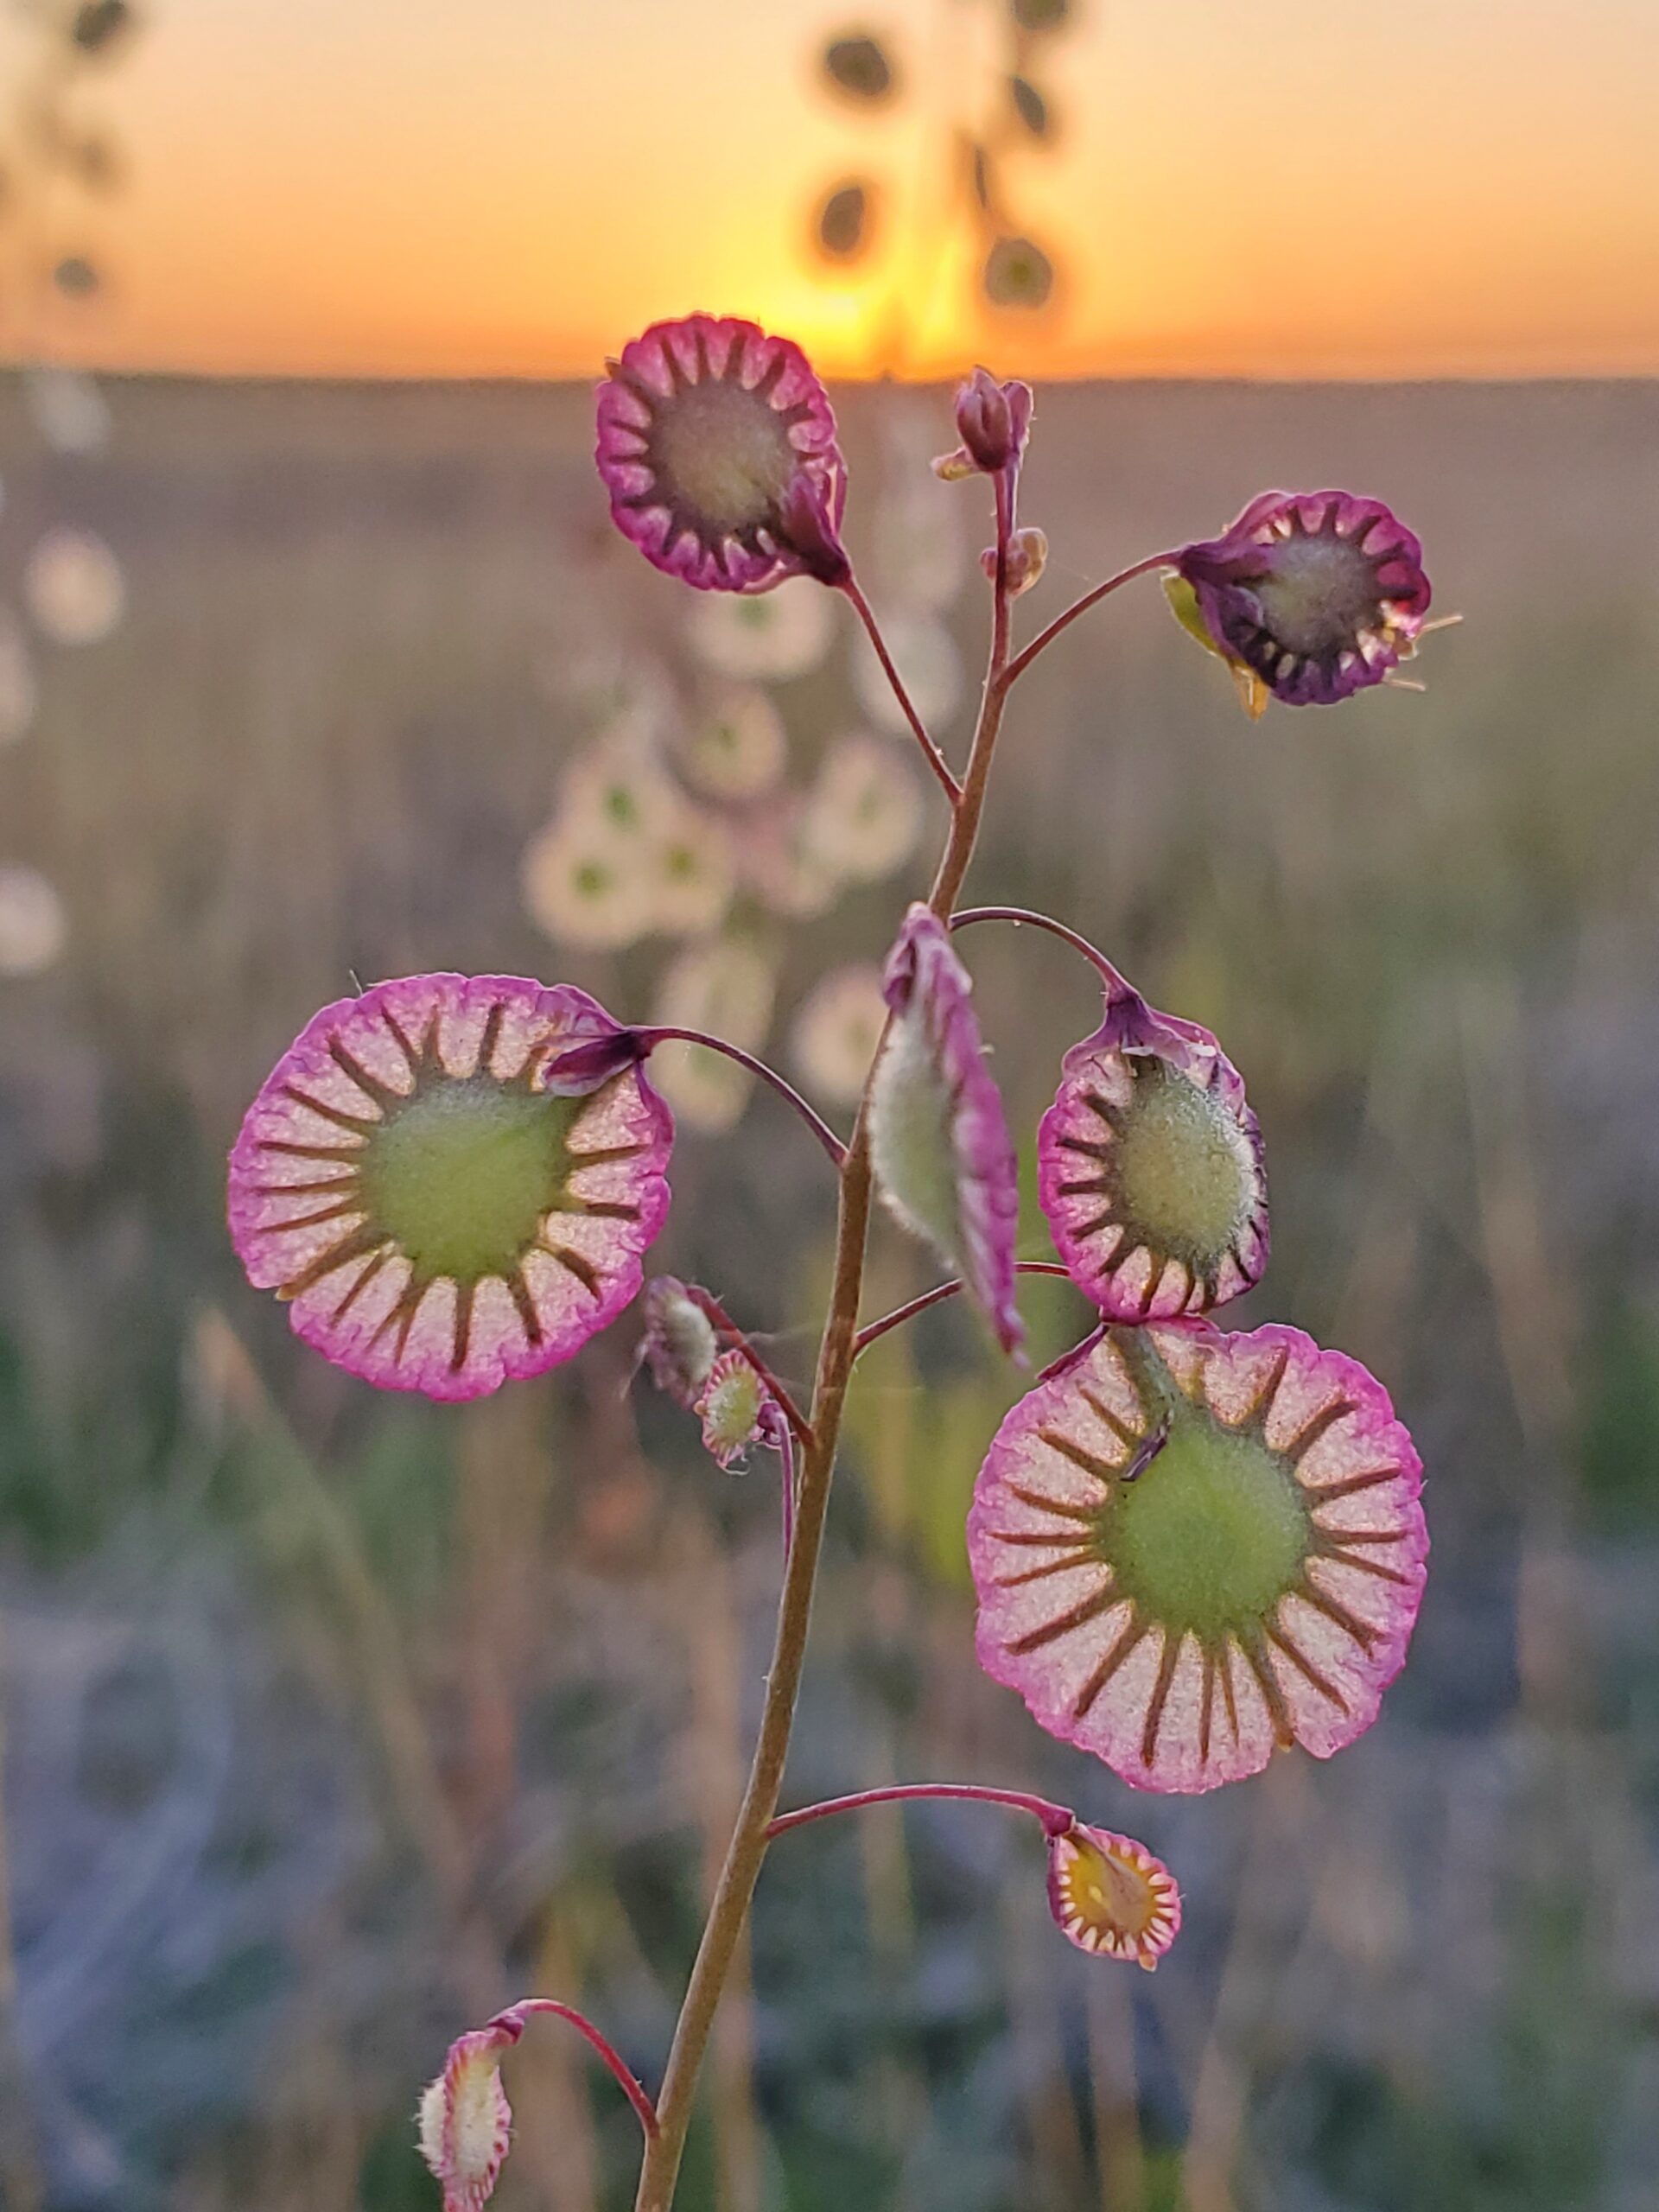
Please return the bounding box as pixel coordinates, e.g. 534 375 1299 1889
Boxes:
596 315 849 592
970 1320 1427 1793
229 974 673 1400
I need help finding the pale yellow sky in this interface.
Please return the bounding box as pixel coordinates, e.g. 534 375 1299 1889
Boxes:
15 0 1659 378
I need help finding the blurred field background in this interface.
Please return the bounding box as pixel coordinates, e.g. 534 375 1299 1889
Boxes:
1 363 1658 2212
2 0 1659 2202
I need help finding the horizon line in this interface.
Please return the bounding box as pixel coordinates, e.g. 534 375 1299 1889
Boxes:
8 357 1659 394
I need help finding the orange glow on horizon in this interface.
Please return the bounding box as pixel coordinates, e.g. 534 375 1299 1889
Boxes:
14 0 1659 385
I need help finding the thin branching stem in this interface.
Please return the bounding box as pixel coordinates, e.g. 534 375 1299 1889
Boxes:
768 1781 1074 1841
638 1027 847 1167
1001 550 1178 687
501 1999 660 2140
950 904 1128 989
630 463 1023 2212
840 575 963 803
852 1260 1073 1359
768 1412 797 1559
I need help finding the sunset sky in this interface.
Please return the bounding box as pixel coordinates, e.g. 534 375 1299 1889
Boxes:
15 0 1659 380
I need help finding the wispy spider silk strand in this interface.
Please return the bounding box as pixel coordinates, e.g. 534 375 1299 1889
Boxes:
632 486 1022 2212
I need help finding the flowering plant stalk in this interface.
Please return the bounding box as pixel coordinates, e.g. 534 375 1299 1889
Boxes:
229 316 1439 2209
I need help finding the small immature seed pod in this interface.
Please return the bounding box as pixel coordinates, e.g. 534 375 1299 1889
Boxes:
639 1276 719 1409
417 2024 514 2212
696 1349 770 1467
1039 975 1268 1322
869 906 1023 1357
982 524 1048 597
1046 1821 1181 1967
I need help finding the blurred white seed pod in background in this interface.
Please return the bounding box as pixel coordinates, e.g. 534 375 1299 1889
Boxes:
651 938 778 1131
851 609 962 737
0 866 68 976
790 963 887 1105
24 525 126 645
688 575 836 682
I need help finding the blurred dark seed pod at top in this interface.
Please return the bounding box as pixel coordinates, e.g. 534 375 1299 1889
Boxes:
1010 75 1051 137
983 234 1054 310
1012 0 1071 29
71 134 124 191
54 254 100 298
816 180 873 262
823 32 895 103
71 0 137 54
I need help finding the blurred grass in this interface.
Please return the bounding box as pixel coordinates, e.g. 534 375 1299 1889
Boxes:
1 370 1658 2209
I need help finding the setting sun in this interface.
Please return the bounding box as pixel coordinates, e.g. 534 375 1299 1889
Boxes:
16 0 1659 381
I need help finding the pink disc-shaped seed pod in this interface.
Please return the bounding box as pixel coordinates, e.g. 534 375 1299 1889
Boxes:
229 975 673 1402
969 1320 1427 1794
596 315 849 593
1173 489 1431 710
1039 979 1268 1322
1046 1821 1181 1968
869 904 1024 1358
696 1348 770 1469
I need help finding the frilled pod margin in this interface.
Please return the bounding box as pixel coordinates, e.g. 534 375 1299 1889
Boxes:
1173 488 1432 710
595 314 848 592
1039 981 1268 1322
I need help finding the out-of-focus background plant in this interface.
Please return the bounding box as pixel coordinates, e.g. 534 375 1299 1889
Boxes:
0 0 138 999
3 3 1659 2210
810 3 1074 350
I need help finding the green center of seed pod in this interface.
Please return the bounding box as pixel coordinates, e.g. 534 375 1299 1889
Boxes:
359 1078 582 1283
1115 1060 1252 1260
653 383 796 531
1106 1396 1307 1641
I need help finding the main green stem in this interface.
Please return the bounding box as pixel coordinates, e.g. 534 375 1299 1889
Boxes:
631 468 1020 2212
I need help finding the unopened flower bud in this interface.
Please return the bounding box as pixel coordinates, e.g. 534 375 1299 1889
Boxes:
981 524 1048 597
952 366 1033 474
